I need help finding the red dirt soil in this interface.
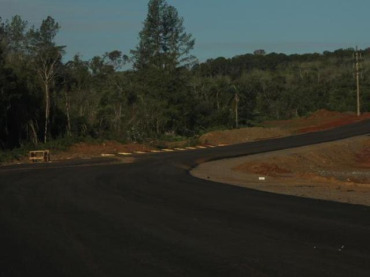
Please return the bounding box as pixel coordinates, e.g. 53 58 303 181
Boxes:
355 139 370 167
13 109 370 164
297 111 370 133
58 110 370 160
264 109 370 133
241 163 292 177
199 109 370 146
192 136 370 206
53 141 155 160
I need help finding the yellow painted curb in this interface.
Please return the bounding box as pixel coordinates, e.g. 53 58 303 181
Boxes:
101 153 115 157
118 152 132 156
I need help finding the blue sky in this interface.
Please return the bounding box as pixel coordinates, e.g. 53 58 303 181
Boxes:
1 0 370 62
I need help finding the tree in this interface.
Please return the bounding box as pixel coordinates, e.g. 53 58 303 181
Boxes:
63 55 89 136
131 0 196 71
2 16 28 59
130 0 197 136
28 16 65 143
104 50 128 71
0 16 42 147
0 43 39 148
254 49 266 56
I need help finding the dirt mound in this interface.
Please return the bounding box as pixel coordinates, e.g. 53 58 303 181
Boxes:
192 136 370 206
263 109 370 134
306 109 343 120
233 137 370 184
199 127 291 145
235 162 292 177
200 109 370 146
298 112 370 133
355 139 370 167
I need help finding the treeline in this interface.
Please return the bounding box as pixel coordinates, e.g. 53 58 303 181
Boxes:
196 48 370 121
1 0 369 150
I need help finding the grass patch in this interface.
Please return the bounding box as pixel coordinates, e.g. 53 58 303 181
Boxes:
0 136 98 165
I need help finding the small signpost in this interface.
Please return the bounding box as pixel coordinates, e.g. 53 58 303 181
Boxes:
29 150 50 163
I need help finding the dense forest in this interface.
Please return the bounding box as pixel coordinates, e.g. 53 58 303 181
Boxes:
1 0 369 151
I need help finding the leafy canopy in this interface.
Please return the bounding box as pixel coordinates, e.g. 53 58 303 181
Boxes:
132 0 196 71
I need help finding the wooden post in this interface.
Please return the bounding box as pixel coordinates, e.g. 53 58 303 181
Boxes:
355 46 362 117
235 92 239 129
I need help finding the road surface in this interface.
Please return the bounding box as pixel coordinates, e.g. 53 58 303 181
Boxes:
1 120 370 276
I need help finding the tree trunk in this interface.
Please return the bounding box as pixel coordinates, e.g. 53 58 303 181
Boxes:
156 118 160 135
115 103 122 134
216 91 220 110
29 120 38 146
44 82 50 143
299 67 303 80
235 92 239 129
64 90 71 136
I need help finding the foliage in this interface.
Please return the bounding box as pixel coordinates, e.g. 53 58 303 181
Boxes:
0 6 369 156
131 0 196 71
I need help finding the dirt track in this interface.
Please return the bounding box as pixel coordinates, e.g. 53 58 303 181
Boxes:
191 136 370 206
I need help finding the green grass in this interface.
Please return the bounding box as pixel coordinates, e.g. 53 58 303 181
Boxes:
0 147 30 164
0 136 95 165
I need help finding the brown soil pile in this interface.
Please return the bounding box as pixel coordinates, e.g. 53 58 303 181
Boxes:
199 109 370 146
264 109 370 134
192 136 370 206
199 127 291 145
239 163 292 177
355 139 370 167
233 137 370 184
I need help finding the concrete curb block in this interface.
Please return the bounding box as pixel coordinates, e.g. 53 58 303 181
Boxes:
114 145 222 157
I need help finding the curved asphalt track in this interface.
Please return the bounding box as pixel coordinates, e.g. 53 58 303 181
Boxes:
1 120 370 277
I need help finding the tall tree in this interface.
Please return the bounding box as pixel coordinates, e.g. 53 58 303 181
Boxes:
131 0 195 71
130 0 197 135
28 16 64 143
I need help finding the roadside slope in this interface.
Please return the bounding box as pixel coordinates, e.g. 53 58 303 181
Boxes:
191 136 370 206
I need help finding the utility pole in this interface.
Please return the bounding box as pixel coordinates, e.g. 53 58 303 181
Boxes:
232 85 240 128
234 92 239 128
354 46 363 117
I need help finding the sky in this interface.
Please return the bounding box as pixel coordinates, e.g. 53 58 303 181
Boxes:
1 0 370 62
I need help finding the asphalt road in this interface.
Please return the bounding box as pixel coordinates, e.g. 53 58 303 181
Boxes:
1 120 370 277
